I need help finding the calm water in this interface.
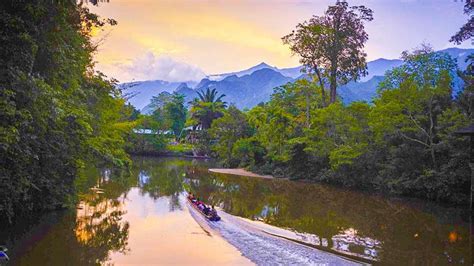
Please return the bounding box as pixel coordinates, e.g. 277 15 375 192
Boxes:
1 156 470 265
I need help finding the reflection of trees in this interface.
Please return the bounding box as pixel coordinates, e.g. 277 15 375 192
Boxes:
9 166 132 265
140 168 184 199
73 168 133 264
12 194 130 265
168 194 181 212
188 170 471 265
75 193 130 257
131 157 200 211
75 166 134 253
9 157 470 265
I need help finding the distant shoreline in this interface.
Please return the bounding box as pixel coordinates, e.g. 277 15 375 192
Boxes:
209 168 274 179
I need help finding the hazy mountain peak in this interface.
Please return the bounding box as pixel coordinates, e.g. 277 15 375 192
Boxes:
222 74 239 81
255 62 272 68
176 82 190 90
122 47 473 112
249 68 285 77
371 58 400 63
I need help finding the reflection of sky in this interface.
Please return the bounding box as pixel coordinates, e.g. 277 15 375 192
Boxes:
108 189 252 265
224 184 240 192
290 228 381 261
332 228 381 260
259 205 279 221
138 171 150 186
102 169 111 182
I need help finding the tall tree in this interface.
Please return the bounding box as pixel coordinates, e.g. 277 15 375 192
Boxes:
163 93 187 138
209 105 252 166
306 102 371 169
450 0 473 45
271 79 322 128
188 88 226 129
372 46 458 167
282 1 373 105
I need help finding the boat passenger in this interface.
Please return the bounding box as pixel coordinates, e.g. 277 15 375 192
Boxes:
203 205 211 215
209 205 217 217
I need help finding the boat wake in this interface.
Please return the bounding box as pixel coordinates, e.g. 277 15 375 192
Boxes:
186 199 360 265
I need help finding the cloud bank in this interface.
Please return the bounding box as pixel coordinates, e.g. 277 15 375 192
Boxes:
119 52 206 82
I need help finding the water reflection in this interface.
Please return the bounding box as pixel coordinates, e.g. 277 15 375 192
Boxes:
331 228 381 260
187 168 471 265
3 169 131 265
75 195 130 256
1 157 470 265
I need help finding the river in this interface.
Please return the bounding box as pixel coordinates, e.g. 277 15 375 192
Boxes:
1 156 470 265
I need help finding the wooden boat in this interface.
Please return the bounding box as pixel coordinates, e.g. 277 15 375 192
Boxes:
186 195 221 221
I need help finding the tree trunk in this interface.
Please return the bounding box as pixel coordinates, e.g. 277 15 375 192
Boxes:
428 97 437 168
314 67 326 107
305 90 310 128
430 144 436 168
329 68 337 104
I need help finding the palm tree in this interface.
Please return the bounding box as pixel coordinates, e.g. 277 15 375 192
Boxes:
189 88 227 129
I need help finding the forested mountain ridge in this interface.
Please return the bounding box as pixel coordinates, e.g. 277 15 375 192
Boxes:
122 47 473 112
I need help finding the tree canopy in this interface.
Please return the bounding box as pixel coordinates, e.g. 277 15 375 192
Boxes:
207 47 472 204
449 0 473 45
188 88 227 129
282 1 373 105
0 1 133 223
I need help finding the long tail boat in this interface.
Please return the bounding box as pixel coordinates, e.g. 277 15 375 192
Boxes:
186 194 221 221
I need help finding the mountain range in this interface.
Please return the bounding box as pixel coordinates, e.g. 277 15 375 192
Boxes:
120 47 473 113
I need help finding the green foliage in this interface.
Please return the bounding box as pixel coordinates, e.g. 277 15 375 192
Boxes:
449 0 473 45
0 1 132 223
209 47 472 204
163 94 187 138
209 105 253 167
126 93 188 155
231 138 265 167
282 1 373 104
147 92 174 113
372 46 457 166
366 47 470 202
125 133 167 155
307 102 371 169
125 113 167 155
166 143 193 154
188 88 227 129
248 103 295 162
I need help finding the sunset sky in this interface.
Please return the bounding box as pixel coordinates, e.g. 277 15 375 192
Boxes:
89 0 471 83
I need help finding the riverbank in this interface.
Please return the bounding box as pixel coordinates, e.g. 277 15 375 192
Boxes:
209 168 274 179
126 143 202 158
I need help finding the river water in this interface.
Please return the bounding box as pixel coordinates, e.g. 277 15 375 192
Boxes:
1 156 470 265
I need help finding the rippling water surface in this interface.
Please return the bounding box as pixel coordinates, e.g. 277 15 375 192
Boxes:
1 156 470 265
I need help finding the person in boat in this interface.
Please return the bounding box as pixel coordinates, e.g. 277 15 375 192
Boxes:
198 202 205 210
209 205 217 217
203 205 211 215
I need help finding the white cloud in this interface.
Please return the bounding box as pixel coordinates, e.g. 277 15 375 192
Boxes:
119 52 206 82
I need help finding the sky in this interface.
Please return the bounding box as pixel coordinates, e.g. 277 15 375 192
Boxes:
89 0 472 83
